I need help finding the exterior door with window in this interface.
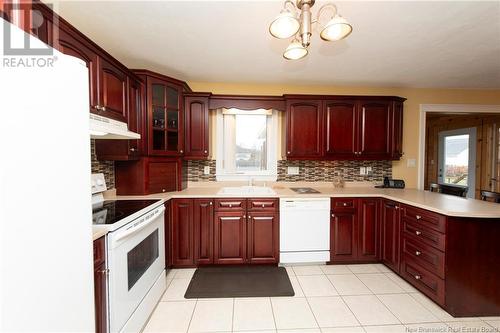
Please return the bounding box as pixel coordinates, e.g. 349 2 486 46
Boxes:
438 128 476 198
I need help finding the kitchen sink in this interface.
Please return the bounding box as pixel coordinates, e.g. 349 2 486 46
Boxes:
217 186 276 196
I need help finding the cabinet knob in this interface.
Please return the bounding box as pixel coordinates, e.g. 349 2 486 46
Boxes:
415 251 421 256
262 204 265 208
248 215 251 219
395 206 399 210
179 150 183 153
229 204 232 208
209 202 213 206
414 275 421 280
130 148 136 152
415 230 422 236
162 189 166 193
343 203 347 207
331 214 335 218
204 150 208 154
243 215 246 219
287 151 291 154
102 106 106 111
416 215 422 220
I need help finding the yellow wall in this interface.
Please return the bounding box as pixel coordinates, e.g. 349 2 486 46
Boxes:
189 81 500 189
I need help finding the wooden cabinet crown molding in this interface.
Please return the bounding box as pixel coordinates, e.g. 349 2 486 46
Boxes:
131 69 192 93
209 94 286 111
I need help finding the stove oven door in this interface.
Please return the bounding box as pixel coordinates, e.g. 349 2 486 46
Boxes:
107 205 165 332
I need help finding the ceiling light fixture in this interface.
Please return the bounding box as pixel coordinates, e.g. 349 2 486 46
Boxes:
269 0 353 60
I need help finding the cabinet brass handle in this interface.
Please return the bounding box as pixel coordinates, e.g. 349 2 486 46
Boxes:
414 275 421 280
415 251 421 256
416 215 422 220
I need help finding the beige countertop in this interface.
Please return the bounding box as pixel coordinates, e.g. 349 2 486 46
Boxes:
107 182 500 219
92 227 108 241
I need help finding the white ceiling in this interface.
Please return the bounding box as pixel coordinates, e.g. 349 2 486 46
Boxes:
52 1 500 89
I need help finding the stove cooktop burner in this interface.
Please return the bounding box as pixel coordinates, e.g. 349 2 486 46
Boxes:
92 199 160 225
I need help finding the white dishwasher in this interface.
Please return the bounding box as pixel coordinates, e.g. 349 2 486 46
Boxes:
279 198 331 263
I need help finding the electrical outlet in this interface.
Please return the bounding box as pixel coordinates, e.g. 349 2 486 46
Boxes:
407 158 416 168
203 166 210 175
366 166 372 174
287 166 299 175
359 167 366 175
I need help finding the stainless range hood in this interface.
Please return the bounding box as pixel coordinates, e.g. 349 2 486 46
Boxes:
89 113 140 140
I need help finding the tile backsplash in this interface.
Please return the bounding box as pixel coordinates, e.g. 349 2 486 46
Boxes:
187 159 391 183
90 140 115 189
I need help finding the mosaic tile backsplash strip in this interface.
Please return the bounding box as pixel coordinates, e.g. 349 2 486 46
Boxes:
90 140 115 189
187 159 391 182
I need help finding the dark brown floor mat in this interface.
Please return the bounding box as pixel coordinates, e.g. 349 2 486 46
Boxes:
184 265 295 298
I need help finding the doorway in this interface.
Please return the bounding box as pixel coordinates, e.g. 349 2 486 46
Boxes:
437 128 476 198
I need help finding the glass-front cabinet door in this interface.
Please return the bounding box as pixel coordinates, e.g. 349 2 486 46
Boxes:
148 77 183 155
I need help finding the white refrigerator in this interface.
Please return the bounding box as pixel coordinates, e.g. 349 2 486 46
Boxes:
0 19 95 331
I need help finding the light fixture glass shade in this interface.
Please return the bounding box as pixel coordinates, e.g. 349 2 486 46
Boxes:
269 10 300 39
283 41 308 60
320 15 353 41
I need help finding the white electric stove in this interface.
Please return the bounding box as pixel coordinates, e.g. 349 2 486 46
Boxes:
91 174 167 333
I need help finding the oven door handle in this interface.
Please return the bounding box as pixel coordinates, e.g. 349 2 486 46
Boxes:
113 206 165 243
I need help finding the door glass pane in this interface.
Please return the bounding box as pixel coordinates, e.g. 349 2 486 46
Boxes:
167 131 178 151
152 84 165 106
235 114 267 171
153 107 165 128
443 134 469 186
167 110 178 130
153 130 165 150
127 229 159 290
166 86 178 107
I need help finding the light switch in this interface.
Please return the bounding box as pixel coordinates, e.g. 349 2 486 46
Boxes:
203 166 210 175
407 158 416 168
287 166 299 175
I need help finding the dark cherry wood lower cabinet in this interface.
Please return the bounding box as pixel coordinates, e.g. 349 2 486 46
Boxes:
93 237 107 333
330 198 379 263
214 211 247 264
247 211 279 264
171 199 195 267
381 200 401 273
193 199 214 265
170 198 279 266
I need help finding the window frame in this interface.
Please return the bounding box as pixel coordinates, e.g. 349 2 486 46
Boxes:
215 108 278 181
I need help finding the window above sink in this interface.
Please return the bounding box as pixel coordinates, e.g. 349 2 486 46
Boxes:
215 108 279 181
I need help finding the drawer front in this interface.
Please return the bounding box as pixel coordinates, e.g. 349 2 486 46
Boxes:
331 198 357 212
214 199 246 211
93 236 105 267
402 236 445 278
401 261 445 306
403 218 445 251
248 198 278 211
402 205 446 233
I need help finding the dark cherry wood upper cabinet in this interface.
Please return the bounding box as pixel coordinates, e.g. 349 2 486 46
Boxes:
381 200 401 273
95 77 144 160
54 28 99 113
97 57 128 122
391 100 404 158
358 198 380 261
172 199 195 267
1 1 52 45
184 93 210 159
358 100 391 158
145 76 184 156
324 100 357 158
214 211 247 264
330 210 358 262
286 100 324 159
247 211 279 264
193 199 214 265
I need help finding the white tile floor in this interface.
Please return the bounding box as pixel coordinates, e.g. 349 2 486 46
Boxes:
143 264 500 333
